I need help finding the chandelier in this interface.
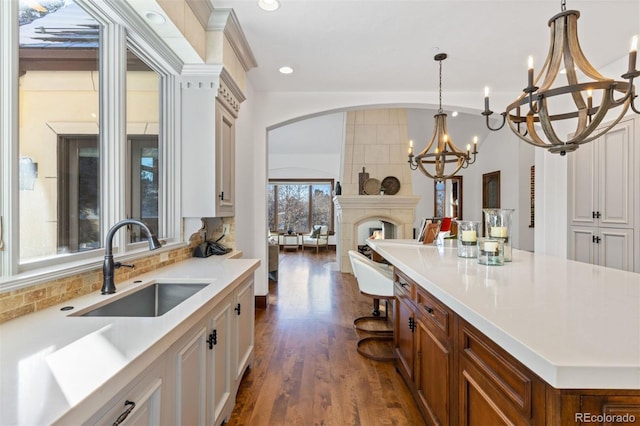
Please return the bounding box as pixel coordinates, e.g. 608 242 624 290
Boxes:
408 53 478 181
482 0 640 155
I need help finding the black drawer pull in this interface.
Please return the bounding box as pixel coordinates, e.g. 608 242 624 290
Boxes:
113 400 136 426
423 305 434 315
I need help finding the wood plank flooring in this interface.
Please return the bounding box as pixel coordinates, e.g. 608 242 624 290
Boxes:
225 250 425 426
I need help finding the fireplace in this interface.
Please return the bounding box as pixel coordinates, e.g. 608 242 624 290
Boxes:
333 195 420 273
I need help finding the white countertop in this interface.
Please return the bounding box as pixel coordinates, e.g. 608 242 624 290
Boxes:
0 255 259 426
367 239 640 390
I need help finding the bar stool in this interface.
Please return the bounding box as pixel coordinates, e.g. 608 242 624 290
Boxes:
348 250 395 362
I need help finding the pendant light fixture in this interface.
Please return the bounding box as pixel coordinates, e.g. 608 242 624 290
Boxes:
408 53 478 181
482 0 640 155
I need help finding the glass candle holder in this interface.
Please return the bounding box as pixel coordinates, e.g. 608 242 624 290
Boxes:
483 208 515 262
477 237 504 266
456 220 480 258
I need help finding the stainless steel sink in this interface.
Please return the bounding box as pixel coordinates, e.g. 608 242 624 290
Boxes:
77 282 209 317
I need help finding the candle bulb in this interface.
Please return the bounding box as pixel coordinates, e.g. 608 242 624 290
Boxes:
484 86 490 112
467 144 471 156
473 136 478 154
629 35 638 73
527 56 534 88
587 89 593 111
409 139 414 155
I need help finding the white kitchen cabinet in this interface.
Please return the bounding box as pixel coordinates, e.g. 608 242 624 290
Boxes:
569 226 634 270
181 74 241 218
172 324 208 425
85 358 166 425
568 116 637 272
170 275 253 425
208 294 234 424
233 275 255 388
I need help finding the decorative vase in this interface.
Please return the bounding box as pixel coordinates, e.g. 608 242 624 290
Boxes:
456 220 480 258
482 208 515 262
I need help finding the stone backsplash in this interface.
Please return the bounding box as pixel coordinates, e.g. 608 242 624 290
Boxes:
0 217 236 324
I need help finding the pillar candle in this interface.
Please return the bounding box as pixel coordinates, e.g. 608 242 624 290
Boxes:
490 227 508 238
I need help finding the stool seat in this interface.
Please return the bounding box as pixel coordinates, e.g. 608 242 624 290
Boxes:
348 250 395 362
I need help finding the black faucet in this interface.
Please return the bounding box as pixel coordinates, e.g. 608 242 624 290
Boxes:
101 219 163 294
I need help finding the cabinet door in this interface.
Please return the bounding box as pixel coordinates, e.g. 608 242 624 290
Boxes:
415 316 451 425
568 117 634 229
394 290 415 382
599 228 634 271
173 325 208 426
568 139 598 227
208 298 233 425
215 100 235 217
568 226 597 265
234 276 255 384
598 118 634 228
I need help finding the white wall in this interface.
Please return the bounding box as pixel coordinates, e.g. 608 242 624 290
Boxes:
239 89 568 297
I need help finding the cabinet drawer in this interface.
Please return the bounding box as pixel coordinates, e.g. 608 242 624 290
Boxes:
459 320 544 421
415 286 449 337
394 270 414 299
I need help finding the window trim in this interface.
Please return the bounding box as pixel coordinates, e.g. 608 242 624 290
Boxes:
1 1 183 285
268 178 335 234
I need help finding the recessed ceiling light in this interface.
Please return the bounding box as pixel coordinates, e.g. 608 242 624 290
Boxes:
258 0 280 12
144 11 166 24
451 111 458 117
279 66 293 74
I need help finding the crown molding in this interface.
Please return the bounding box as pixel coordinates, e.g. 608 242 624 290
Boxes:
208 8 258 72
186 0 215 29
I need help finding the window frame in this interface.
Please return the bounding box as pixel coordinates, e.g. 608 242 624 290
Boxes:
268 178 335 234
0 1 182 289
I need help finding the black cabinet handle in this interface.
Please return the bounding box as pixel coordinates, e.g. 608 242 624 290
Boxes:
208 330 217 349
219 192 224 200
408 317 415 332
592 235 601 244
423 305 434 315
235 303 241 315
592 211 601 219
113 400 136 426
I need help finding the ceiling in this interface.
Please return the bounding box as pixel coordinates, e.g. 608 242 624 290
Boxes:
210 0 638 157
211 0 640 96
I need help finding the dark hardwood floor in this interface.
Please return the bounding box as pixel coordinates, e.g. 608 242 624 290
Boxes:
226 249 425 426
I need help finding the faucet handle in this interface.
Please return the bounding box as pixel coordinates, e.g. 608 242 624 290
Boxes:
114 262 134 269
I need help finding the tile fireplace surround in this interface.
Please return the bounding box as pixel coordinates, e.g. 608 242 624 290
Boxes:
333 195 420 273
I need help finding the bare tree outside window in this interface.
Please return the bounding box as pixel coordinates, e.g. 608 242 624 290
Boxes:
268 180 334 234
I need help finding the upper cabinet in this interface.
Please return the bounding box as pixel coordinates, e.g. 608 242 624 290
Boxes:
181 9 256 218
568 116 639 272
181 73 242 218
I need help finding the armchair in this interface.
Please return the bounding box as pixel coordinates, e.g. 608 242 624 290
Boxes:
301 225 329 253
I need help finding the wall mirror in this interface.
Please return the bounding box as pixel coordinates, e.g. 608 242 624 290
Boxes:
433 176 463 220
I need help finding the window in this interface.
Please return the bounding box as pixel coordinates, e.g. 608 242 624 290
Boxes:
126 46 160 245
268 179 334 233
1 1 180 281
18 0 101 261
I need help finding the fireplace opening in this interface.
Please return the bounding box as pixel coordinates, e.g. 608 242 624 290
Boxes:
357 220 396 258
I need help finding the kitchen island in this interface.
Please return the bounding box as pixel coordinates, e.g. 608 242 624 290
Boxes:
0 253 259 425
367 239 640 425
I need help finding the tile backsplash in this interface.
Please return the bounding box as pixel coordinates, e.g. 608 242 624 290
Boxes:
0 218 237 324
